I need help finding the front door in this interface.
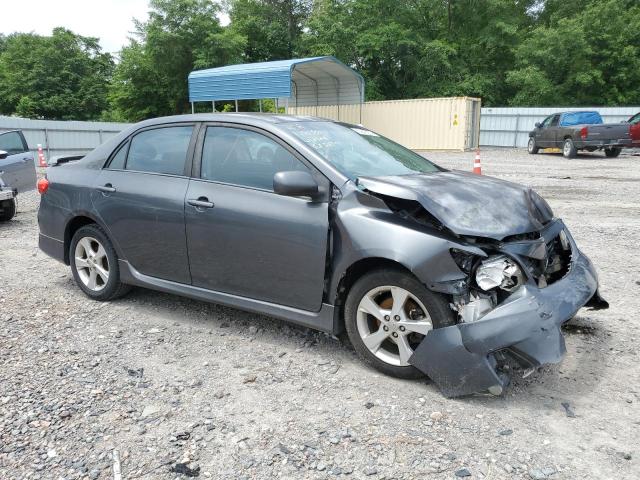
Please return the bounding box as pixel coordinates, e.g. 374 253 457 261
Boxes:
0 131 36 192
91 124 197 284
185 125 329 312
535 114 558 147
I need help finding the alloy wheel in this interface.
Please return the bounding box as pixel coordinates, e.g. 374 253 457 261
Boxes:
74 236 109 291
356 285 433 366
563 140 572 157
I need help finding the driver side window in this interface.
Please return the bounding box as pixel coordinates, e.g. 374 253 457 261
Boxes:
200 127 309 191
541 116 554 128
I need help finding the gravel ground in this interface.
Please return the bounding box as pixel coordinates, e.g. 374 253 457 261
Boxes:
1 148 638 480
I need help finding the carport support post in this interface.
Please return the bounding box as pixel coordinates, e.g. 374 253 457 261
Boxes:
212 101 215 112
259 99 262 112
514 114 520 147
275 98 278 114
235 99 239 112
191 102 194 114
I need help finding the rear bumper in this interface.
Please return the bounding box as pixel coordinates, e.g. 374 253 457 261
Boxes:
577 139 632 149
409 243 604 397
0 188 16 201
39 233 66 264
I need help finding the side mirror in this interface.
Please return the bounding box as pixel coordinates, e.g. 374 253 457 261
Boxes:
273 171 319 199
0 150 7 160
535 122 542 128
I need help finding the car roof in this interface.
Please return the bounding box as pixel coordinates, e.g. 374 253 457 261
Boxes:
133 113 332 129
549 111 600 116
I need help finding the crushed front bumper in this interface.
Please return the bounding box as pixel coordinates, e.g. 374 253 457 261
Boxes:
409 234 605 398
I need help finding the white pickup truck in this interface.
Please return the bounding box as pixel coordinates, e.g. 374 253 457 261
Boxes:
0 130 37 221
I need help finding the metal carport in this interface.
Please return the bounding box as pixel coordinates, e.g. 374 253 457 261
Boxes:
187 56 365 119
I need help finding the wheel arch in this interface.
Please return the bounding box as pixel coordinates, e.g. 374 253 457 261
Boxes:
63 212 113 265
331 257 418 335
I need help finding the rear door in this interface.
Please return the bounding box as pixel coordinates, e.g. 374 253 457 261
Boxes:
184 124 330 311
0 131 36 192
91 124 198 284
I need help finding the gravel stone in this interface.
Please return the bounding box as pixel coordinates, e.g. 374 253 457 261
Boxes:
1 151 638 479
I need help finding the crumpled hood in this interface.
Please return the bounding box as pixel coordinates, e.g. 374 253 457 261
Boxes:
358 170 553 240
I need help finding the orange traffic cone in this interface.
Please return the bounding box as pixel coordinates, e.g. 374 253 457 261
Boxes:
37 144 47 167
473 149 482 175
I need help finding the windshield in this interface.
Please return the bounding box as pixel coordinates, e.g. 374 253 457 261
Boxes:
281 121 441 179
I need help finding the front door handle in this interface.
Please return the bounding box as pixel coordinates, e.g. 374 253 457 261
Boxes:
187 197 214 209
97 184 116 193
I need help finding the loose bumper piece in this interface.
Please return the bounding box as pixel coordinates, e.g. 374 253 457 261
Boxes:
409 246 604 398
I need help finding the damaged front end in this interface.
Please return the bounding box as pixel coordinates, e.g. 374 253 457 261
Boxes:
353 173 608 397
410 219 608 397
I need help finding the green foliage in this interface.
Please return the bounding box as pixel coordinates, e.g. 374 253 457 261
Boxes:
228 0 312 62
1 0 639 121
0 28 113 120
108 0 245 122
507 0 640 106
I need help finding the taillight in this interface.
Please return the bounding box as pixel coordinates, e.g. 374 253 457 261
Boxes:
580 126 588 140
37 178 49 194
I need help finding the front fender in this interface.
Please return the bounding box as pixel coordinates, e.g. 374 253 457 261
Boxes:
327 189 483 303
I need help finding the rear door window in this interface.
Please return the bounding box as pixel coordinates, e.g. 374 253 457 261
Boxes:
200 127 309 191
125 126 193 176
0 131 27 154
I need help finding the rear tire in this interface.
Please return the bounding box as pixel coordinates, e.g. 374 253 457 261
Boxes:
604 147 621 158
344 268 456 380
563 138 577 158
527 137 539 154
0 198 16 222
70 224 131 301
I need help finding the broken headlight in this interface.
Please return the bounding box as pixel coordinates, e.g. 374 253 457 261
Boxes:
475 255 523 292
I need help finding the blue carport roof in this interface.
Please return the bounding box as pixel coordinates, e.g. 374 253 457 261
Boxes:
188 56 364 106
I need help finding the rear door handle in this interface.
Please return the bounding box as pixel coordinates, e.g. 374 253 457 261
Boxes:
187 197 214 209
97 184 116 193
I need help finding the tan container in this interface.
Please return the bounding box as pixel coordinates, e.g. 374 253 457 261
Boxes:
288 96 481 151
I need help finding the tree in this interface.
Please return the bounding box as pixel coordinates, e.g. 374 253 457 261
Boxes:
109 0 245 122
227 0 312 62
0 28 113 120
507 0 640 105
303 0 534 104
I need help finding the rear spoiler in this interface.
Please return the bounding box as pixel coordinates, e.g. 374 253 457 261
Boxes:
48 154 84 166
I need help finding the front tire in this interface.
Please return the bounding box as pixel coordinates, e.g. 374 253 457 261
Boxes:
0 198 16 222
604 147 621 158
344 269 456 379
527 137 539 154
563 138 577 158
70 224 131 301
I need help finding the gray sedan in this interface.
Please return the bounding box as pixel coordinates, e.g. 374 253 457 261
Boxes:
37 114 607 397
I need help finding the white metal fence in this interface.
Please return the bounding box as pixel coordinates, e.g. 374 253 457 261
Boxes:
0 116 131 160
480 106 640 148
3 106 638 157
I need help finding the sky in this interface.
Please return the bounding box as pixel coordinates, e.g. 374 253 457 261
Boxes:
0 0 229 56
